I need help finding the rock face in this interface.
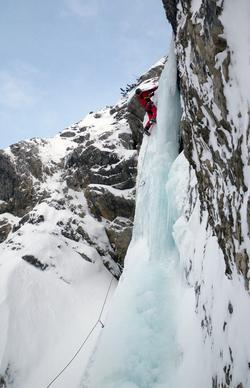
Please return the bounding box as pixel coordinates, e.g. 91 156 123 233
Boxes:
162 0 178 34
0 58 166 276
174 0 249 285
163 0 250 386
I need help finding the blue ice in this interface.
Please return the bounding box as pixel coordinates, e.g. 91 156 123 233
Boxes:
80 36 182 388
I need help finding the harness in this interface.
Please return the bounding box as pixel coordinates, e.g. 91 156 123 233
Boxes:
140 94 154 108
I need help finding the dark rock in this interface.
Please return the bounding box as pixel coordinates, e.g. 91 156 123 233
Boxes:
106 217 133 267
162 0 178 34
66 145 137 191
85 185 135 222
228 302 233 315
13 213 45 233
0 151 19 203
22 255 48 271
0 377 6 388
0 218 12 243
67 145 120 170
60 131 75 138
10 141 43 181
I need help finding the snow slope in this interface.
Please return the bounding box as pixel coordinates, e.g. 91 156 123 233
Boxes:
79 37 182 388
0 190 117 388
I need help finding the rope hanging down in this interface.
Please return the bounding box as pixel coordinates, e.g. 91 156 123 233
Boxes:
136 135 150 199
47 274 115 388
129 134 150 224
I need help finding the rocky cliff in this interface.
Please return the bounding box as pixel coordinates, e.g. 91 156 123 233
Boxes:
0 58 166 277
163 0 250 387
176 1 249 284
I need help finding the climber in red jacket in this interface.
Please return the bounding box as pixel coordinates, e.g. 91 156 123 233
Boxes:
136 86 158 135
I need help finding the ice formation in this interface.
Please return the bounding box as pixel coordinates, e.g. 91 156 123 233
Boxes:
80 37 183 388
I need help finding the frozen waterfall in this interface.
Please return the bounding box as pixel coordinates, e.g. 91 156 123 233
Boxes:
80 37 182 388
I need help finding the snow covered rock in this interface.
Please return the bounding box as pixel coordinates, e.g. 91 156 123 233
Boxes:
0 58 165 271
174 0 250 285
163 0 250 387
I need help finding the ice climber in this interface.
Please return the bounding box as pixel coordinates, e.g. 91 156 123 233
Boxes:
136 86 158 135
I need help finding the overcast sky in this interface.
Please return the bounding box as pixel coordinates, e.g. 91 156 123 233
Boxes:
0 0 172 149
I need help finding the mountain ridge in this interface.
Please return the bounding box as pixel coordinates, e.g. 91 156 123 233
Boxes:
0 57 167 276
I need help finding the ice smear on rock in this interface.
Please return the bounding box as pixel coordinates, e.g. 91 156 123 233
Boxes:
80 37 182 388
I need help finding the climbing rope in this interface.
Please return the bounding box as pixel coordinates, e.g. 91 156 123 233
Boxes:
126 133 151 232
46 274 115 388
136 134 150 201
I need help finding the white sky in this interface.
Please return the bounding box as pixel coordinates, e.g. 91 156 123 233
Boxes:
0 0 172 149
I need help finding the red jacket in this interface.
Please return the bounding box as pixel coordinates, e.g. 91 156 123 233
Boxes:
138 87 158 108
